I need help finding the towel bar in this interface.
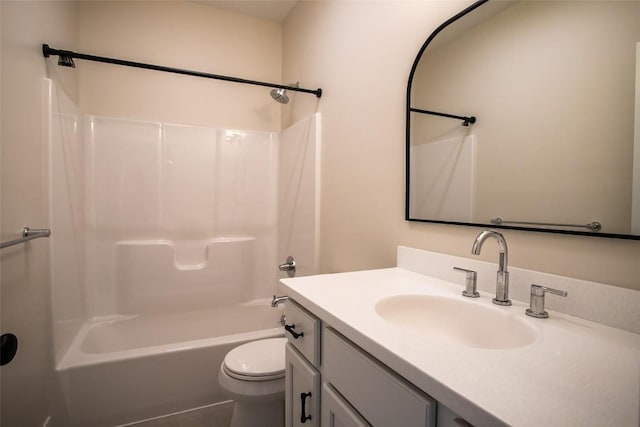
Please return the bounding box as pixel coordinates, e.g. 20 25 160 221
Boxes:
490 218 601 231
0 227 51 249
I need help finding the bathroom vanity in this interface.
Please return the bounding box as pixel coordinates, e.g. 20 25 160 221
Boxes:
284 299 440 427
279 247 640 426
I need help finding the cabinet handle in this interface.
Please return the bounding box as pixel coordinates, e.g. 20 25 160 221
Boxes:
285 324 304 339
300 392 312 423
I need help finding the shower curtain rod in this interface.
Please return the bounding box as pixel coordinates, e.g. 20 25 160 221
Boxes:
42 44 323 98
410 107 476 126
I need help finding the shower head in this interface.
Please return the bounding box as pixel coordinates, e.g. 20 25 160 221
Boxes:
269 82 299 105
58 55 76 68
270 88 289 104
43 44 76 68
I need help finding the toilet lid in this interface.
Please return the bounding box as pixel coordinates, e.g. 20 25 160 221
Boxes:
223 337 287 378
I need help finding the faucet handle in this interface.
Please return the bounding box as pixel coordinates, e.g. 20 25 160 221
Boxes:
453 267 479 298
279 255 296 277
525 284 567 318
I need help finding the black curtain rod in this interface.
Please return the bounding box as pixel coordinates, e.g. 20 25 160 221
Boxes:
410 107 476 126
42 44 322 98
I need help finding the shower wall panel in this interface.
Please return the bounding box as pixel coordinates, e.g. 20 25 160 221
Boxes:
278 113 321 278
85 117 161 316
84 116 277 317
48 79 86 363
162 124 217 240
215 129 278 300
88 117 162 237
215 130 277 235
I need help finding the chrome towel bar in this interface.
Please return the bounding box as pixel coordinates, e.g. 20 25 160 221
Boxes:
490 218 601 232
0 227 51 249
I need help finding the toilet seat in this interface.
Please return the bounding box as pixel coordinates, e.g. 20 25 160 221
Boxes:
223 337 287 382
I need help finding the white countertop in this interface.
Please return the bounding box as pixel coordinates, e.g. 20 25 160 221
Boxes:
279 267 640 426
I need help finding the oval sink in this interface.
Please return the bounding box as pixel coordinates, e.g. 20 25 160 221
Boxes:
375 295 537 349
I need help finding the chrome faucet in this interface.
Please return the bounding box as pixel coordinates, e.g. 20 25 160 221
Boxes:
471 230 511 306
271 295 288 308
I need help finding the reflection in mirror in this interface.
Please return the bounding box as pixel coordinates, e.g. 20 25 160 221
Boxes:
406 0 640 239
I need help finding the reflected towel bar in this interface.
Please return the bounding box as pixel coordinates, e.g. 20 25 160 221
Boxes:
490 218 602 232
410 107 476 126
0 227 51 249
42 44 323 98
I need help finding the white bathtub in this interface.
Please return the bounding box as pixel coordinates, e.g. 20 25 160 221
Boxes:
55 299 284 426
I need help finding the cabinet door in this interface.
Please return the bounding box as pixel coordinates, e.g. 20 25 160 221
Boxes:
323 327 437 427
321 383 371 427
286 343 320 427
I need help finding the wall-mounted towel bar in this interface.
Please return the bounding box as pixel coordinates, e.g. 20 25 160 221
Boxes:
42 44 323 99
0 227 51 249
410 107 476 126
490 218 602 232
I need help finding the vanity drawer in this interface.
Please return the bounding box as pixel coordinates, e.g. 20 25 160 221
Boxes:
323 327 437 427
284 299 321 366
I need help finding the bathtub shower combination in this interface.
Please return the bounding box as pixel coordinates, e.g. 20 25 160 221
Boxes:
47 79 320 426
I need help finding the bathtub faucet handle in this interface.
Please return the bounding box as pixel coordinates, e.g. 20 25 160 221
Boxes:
279 256 296 277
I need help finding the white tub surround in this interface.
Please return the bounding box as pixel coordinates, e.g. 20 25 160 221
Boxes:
83 116 279 317
56 300 283 427
279 247 640 426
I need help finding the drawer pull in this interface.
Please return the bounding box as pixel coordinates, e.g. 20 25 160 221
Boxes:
285 324 304 339
300 392 312 423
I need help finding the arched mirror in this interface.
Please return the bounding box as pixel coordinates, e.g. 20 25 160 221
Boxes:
406 0 640 239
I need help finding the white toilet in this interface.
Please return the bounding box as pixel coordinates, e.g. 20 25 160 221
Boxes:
218 337 288 427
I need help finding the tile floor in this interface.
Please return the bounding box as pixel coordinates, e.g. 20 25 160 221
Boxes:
120 401 233 427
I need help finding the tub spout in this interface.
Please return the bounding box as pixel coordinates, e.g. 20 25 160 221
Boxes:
271 295 288 308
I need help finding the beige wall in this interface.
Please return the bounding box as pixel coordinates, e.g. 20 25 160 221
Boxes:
283 1 640 291
78 1 282 131
1 1 78 425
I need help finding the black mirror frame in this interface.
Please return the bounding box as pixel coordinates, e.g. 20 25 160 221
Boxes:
405 0 640 241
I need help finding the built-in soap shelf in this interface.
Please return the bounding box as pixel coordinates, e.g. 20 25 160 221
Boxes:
116 237 255 269
115 237 257 313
